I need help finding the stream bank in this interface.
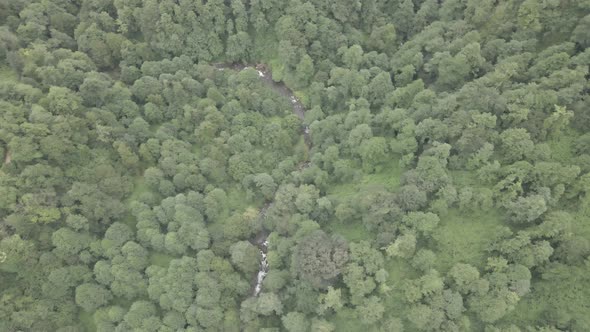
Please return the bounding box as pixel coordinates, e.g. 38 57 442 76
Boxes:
214 62 311 297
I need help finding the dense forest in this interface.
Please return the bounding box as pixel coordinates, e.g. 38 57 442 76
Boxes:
1 0 589 331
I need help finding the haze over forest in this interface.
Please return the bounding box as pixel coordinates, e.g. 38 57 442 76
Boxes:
1 0 590 331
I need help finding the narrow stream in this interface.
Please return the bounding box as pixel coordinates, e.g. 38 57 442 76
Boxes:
214 63 311 146
254 239 269 296
214 62 311 296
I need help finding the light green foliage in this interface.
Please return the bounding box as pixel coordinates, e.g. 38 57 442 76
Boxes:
359 137 389 173
506 195 548 224
402 212 440 237
448 263 484 295
256 293 284 316
357 296 385 325
343 263 377 305
517 0 542 32
317 286 344 315
282 312 310 332
0 1 588 331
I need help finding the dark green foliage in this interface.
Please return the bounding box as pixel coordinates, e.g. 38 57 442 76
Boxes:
292 230 349 288
0 0 588 331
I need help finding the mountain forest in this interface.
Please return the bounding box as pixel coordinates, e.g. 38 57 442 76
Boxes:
1 0 590 331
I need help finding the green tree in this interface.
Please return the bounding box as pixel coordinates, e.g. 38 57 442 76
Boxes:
572 14 590 48
204 188 228 222
402 212 440 237
341 45 364 70
295 184 320 215
357 296 384 325
123 301 160 330
437 53 471 90
368 72 394 106
385 232 416 259
359 137 388 172
448 263 485 295
230 241 261 275
517 0 542 32
396 185 428 211
292 230 349 288
499 128 534 163
256 292 284 316
75 283 113 312
317 287 344 315
52 228 91 258
294 54 314 89
226 31 251 62
282 312 310 332
506 195 547 224
368 23 396 53
252 173 277 200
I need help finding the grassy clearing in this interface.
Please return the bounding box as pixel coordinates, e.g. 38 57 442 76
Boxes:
326 159 403 201
328 222 371 242
362 160 403 190
431 208 505 272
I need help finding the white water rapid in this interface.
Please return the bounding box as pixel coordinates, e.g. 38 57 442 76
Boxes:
254 240 269 296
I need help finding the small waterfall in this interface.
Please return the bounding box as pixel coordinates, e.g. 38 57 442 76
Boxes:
253 239 269 296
